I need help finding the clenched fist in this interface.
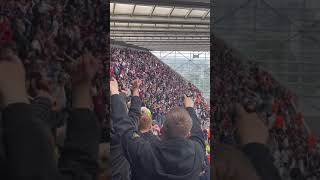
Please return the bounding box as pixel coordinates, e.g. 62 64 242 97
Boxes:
110 78 119 96
71 53 98 86
131 79 142 90
131 79 142 96
235 104 269 146
183 95 194 108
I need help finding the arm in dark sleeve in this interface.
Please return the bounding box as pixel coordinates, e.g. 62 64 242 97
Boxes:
128 96 142 128
242 143 281 180
32 97 52 123
111 94 137 136
186 107 206 149
111 94 152 166
32 96 59 129
58 109 100 180
3 103 61 180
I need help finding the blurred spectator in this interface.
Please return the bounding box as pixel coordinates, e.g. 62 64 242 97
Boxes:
212 37 320 180
0 0 109 178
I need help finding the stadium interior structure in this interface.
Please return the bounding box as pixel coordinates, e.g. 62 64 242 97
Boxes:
214 0 320 136
110 0 210 101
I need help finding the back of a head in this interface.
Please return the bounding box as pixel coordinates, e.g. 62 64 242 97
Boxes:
139 114 152 132
139 107 152 132
163 107 193 139
211 144 261 180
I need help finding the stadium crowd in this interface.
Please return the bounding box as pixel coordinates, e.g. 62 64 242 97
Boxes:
110 46 210 180
0 0 109 179
1 0 110 133
110 77 210 180
111 47 210 127
212 38 320 180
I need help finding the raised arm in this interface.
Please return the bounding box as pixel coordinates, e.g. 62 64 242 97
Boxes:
110 79 152 166
58 54 100 180
0 49 61 179
128 79 142 128
184 95 205 149
235 104 281 180
110 79 136 136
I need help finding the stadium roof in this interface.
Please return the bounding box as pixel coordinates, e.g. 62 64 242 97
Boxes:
110 0 210 51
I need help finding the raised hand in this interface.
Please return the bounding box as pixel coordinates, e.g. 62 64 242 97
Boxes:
183 94 194 108
71 53 98 109
131 79 142 90
131 79 142 96
71 53 99 86
0 48 28 105
110 78 119 96
235 104 268 146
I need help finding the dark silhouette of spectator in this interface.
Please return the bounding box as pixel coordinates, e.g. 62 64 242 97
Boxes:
111 78 206 180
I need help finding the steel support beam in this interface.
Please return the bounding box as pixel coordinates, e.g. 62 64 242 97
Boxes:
111 36 210 40
143 46 210 51
110 0 210 9
110 32 210 38
111 34 209 38
110 15 209 25
110 31 209 35
119 40 209 43
110 27 209 33
137 43 210 45
139 44 209 47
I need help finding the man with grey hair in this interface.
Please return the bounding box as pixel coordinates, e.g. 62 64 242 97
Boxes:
110 78 205 180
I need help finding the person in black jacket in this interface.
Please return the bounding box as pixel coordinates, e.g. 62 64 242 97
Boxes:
111 79 142 180
211 104 282 180
0 48 101 180
139 107 160 145
110 78 205 180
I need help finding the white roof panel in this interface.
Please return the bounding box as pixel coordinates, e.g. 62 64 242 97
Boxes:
134 5 154 16
114 3 135 15
189 9 208 18
110 2 210 51
153 6 172 16
171 8 189 17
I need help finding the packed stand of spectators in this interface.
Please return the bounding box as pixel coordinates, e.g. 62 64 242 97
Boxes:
110 77 210 180
212 37 320 180
110 46 210 180
0 0 109 138
110 47 210 128
0 0 109 179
